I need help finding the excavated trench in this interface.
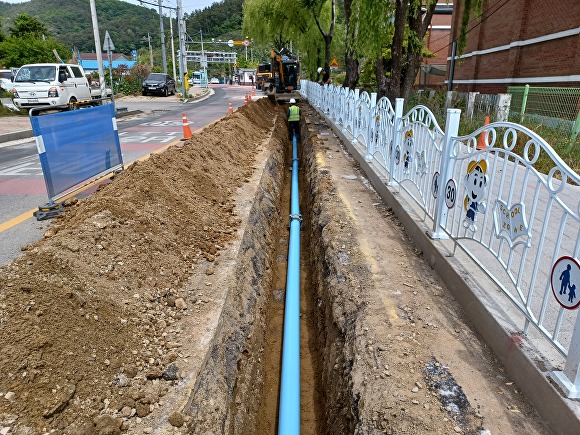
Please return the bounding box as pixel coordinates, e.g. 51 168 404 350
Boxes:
183 109 361 434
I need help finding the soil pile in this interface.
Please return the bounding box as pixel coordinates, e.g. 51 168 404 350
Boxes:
0 98 279 433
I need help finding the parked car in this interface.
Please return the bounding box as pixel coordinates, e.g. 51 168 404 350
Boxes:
210 77 220 84
11 63 94 110
142 73 175 96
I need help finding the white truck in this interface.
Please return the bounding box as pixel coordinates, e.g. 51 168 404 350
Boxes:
11 63 108 110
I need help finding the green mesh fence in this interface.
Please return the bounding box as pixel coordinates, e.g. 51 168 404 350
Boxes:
508 86 580 144
508 86 580 121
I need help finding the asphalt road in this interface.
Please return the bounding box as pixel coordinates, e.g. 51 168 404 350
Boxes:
0 85 254 265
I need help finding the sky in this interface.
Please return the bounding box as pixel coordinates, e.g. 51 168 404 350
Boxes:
1 0 219 14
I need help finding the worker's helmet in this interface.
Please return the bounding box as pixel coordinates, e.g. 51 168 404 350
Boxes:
317 67 323 74
289 98 296 104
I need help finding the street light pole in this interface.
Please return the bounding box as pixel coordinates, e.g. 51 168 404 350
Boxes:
157 0 167 74
200 30 207 88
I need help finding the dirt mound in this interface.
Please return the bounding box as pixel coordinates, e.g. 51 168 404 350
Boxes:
0 99 280 433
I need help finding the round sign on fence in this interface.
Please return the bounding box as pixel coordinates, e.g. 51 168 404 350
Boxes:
551 256 580 310
432 172 440 199
444 179 457 209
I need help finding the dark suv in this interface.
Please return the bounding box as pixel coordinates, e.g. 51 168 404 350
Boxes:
142 73 176 97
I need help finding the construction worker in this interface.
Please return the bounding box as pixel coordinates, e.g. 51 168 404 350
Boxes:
317 66 330 85
287 98 300 141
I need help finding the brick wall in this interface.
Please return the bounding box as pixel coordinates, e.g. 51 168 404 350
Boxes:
449 0 580 93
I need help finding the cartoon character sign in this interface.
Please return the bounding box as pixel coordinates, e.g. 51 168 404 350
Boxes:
402 129 414 174
462 159 488 232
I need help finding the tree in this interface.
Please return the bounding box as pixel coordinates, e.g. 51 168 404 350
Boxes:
302 0 336 73
0 14 68 66
0 36 69 66
387 0 436 104
242 0 338 79
9 14 49 39
0 20 6 43
342 0 359 89
350 0 436 103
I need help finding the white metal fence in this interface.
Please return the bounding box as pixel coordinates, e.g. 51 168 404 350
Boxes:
301 81 580 398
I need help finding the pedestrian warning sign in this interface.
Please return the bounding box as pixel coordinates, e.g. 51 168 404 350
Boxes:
329 56 339 68
551 256 580 310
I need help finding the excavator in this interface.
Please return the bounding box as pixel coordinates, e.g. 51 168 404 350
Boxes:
264 48 301 104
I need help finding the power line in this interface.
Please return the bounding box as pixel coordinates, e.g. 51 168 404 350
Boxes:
137 0 177 11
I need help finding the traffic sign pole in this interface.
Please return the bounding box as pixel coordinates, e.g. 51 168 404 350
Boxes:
103 30 115 103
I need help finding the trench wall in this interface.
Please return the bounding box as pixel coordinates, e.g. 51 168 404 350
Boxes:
184 114 288 434
184 106 372 434
300 120 372 433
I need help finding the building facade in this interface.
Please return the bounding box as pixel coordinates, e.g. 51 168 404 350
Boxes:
448 0 580 93
78 53 136 75
420 1 453 89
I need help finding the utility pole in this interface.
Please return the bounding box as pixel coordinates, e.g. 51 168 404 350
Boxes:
89 0 106 99
146 33 153 68
158 0 167 74
169 9 177 81
177 0 187 96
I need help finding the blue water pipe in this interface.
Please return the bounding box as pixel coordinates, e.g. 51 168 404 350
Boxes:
278 132 301 435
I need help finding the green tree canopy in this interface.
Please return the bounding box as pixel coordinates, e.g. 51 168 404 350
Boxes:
0 35 69 66
9 13 48 38
0 14 68 67
243 0 341 78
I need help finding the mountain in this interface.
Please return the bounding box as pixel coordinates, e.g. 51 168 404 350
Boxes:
0 0 244 55
185 0 243 39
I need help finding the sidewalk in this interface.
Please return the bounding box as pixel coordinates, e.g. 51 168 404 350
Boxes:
0 115 32 142
0 88 210 144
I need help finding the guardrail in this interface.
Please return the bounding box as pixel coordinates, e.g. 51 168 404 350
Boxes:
301 81 580 398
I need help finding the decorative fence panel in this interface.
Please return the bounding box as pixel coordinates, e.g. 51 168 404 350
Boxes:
366 97 397 180
394 105 445 220
301 80 580 398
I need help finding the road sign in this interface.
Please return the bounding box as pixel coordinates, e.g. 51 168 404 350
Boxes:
103 30 115 51
233 41 244 46
551 256 580 310
432 172 440 198
227 39 234 48
444 179 457 209
243 39 250 47
329 56 339 67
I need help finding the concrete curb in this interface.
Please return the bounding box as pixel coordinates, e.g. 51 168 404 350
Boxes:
180 88 213 104
0 129 33 143
313 105 580 435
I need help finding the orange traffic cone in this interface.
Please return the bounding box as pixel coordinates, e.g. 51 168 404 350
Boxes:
181 113 193 141
228 101 233 115
244 93 249 106
477 116 490 150
251 87 255 97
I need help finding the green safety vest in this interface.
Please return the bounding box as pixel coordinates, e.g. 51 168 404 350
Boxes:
288 105 300 122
